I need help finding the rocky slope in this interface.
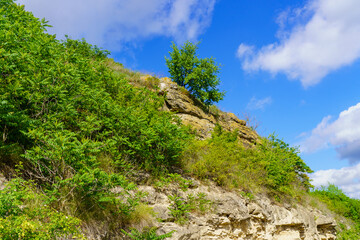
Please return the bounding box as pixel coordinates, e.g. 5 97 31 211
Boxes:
156 77 258 146
135 75 337 239
139 180 337 240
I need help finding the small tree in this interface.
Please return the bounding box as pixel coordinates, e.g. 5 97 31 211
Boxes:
165 41 225 106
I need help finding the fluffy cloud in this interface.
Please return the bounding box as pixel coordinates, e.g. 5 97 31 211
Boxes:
311 163 360 198
246 97 272 110
237 0 360 87
300 102 360 163
17 0 216 50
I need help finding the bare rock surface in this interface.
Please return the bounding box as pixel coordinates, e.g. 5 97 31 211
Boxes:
157 77 258 145
136 76 337 239
0 174 7 190
139 181 337 240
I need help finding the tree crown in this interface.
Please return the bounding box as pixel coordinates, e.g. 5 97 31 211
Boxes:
165 41 225 106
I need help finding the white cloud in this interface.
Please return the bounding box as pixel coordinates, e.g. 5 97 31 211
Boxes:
17 0 216 50
311 163 360 198
246 96 272 110
236 44 254 58
237 0 360 87
300 102 360 163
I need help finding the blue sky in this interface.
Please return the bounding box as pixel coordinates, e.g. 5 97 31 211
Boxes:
18 0 360 198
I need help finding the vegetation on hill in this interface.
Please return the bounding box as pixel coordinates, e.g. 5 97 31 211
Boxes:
165 41 225 106
311 185 360 239
1 0 190 237
0 0 359 238
182 125 313 200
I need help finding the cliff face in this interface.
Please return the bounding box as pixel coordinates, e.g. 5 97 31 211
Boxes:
136 75 337 239
157 77 258 146
140 180 337 240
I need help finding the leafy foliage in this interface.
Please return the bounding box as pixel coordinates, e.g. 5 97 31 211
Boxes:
168 194 192 224
187 192 212 214
165 41 225 105
0 178 84 240
154 173 193 191
311 184 360 238
182 125 313 198
122 227 174 240
168 192 212 224
258 134 313 192
0 0 191 236
2 1 354 239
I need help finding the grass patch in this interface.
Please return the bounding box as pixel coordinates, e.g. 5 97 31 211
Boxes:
182 125 313 201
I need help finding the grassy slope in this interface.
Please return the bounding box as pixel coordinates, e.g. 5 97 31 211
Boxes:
0 1 359 239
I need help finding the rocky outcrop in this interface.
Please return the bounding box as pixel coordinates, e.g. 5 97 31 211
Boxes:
135 76 337 239
139 181 337 240
156 77 258 145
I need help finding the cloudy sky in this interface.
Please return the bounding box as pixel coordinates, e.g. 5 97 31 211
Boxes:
18 0 360 198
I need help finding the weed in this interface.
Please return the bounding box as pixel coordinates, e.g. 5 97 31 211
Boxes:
168 192 212 224
188 192 212 214
240 191 255 201
122 227 174 240
154 173 193 192
168 194 192 224
311 184 360 234
208 105 222 118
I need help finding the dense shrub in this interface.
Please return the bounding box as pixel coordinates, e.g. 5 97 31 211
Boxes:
182 125 313 198
0 0 191 235
3 1 358 239
311 184 360 238
258 134 313 193
1 0 190 172
0 178 84 239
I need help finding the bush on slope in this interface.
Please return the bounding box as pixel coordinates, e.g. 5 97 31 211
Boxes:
0 0 191 236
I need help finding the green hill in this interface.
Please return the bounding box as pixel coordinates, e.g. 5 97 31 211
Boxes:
0 1 359 239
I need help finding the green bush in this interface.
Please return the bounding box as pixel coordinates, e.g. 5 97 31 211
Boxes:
311 184 360 237
168 192 212 224
0 0 192 236
258 134 313 193
168 194 192 224
0 178 84 240
182 126 313 198
337 223 360 240
187 192 212 214
1 0 191 174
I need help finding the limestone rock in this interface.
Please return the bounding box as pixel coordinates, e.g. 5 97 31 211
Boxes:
158 77 258 145
137 181 337 240
134 76 337 239
0 174 7 190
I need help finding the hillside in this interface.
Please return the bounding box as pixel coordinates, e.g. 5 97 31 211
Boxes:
1 1 360 239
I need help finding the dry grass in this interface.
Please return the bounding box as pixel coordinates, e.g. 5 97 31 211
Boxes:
104 58 161 90
127 203 156 230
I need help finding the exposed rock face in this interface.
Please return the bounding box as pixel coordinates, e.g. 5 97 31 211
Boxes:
0 174 7 190
157 77 258 145
136 76 337 239
140 181 337 240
